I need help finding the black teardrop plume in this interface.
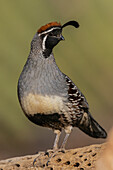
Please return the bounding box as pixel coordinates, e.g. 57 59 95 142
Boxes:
62 20 79 29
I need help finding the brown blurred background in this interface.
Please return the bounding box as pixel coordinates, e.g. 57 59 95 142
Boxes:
0 0 113 160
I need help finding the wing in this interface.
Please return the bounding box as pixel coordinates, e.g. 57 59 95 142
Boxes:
64 75 89 114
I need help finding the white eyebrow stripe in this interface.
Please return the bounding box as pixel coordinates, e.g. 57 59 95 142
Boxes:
38 27 61 36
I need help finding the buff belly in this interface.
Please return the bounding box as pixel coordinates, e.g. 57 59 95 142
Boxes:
20 93 69 129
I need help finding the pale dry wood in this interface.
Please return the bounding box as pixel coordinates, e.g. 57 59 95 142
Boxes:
0 143 106 170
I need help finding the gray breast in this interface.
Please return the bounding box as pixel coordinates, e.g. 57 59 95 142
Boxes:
18 53 68 99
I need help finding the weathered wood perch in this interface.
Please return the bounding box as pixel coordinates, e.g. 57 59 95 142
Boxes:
0 143 106 170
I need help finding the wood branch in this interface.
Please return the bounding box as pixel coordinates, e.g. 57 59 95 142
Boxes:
0 143 106 170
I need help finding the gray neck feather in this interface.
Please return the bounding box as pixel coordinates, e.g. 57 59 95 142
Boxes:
30 33 42 56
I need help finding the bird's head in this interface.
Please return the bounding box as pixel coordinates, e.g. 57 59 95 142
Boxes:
31 21 79 57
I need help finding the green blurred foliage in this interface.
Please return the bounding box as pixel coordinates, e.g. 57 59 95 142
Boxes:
0 0 113 159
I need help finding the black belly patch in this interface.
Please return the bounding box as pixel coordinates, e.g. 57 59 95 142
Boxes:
27 113 66 130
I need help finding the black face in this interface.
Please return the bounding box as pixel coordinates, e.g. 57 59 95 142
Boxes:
45 29 63 50
41 28 64 57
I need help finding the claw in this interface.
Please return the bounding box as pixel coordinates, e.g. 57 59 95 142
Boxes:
45 149 54 157
33 152 44 167
58 149 65 153
46 148 65 166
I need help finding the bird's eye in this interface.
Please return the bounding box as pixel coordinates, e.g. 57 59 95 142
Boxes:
49 29 61 37
56 34 60 38
49 32 54 36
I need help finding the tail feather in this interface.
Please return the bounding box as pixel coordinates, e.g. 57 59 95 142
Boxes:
78 112 107 138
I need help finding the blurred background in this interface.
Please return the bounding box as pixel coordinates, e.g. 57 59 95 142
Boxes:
0 0 113 160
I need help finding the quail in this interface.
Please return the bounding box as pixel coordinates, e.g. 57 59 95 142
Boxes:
17 20 107 151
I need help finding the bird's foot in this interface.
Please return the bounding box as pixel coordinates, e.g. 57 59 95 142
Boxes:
58 148 65 153
33 149 65 167
33 151 45 167
33 149 54 167
46 148 65 166
45 149 54 157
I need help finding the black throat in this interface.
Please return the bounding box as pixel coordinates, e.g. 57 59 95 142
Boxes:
43 48 52 58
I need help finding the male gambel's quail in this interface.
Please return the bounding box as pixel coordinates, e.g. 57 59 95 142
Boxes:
18 20 107 150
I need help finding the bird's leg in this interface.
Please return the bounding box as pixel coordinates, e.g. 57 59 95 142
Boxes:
53 130 61 150
60 126 72 151
46 130 61 166
60 133 70 150
46 127 72 166
33 130 61 167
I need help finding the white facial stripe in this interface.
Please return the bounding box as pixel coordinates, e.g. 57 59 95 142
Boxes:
38 27 61 36
42 35 47 50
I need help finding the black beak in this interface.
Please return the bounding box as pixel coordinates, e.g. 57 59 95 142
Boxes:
60 35 65 41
